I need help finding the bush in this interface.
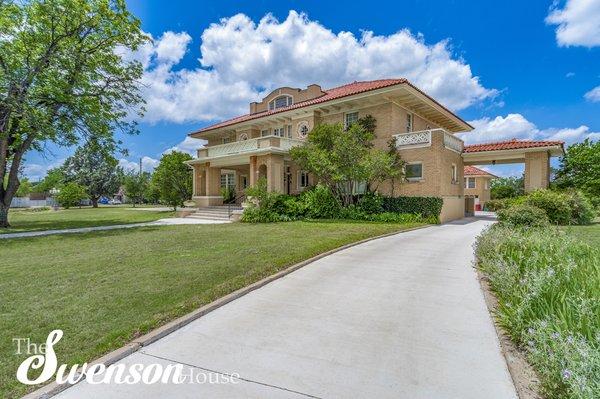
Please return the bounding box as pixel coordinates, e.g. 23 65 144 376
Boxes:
485 198 510 212
526 189 572 225
497 204 549 227
565 190 596 225
56 183 87 209
240 206 287 223
357 192 384 214
476 226 600 399
302 184 342 219
381 196 443 219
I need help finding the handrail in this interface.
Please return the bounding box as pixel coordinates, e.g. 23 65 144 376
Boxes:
227 193 246 219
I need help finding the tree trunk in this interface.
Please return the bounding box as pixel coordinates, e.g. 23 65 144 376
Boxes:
0 202 10 228
92 198 98 208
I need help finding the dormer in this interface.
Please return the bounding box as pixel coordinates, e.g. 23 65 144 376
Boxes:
249 84 325 114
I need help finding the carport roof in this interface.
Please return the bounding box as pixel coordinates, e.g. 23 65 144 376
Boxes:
464 139 564 153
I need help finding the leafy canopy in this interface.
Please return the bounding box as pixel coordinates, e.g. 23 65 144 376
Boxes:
151 151 193 210
554 139 600 206
123 170 150 207
0 0 147 225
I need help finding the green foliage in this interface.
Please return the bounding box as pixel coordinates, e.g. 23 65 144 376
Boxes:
0 0 147 227
32 168 65 193
526 189 572 225
123 171 150 206
62 140 123 206
381 196 443 219
491 176 524 199
151 151 193 210
497 204 549 227
15 178 32 197
555 139 600 206
221 187 236 204
357 192 384 214
476 226 600 399
302 184 342 219
56 183 87 209
289 116 403 206
565 190 596 225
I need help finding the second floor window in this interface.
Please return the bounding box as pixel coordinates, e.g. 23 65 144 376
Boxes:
464 177 476 189
261 129 270 137
273 127 285 137
269 95 293 110
344 112 359 129
222 137 231 144
451 164 458 183
406 113 413 132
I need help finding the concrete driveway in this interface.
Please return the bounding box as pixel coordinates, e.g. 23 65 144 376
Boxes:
54 217 516 399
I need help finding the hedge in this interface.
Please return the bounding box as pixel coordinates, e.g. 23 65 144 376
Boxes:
382 196 443 218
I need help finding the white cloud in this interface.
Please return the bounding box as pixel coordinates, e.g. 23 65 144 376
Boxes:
584 85 600 102
460 113 600 145
164 137 206 155
546 0 600 47
22 164 48 181
127 11 496 124
566 71 575 77
118 156 159 173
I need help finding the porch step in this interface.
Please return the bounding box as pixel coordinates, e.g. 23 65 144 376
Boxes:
187 205 243 221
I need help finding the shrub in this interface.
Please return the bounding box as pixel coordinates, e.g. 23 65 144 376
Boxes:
526 189 572 225
497 204 549 227
485 198 511 212
357 192 384 214
302 184 342 219
381 196 443 219
565 190 596 225
56 183 87 209
240 206 286 223
221 187 235 204
476 226 600 399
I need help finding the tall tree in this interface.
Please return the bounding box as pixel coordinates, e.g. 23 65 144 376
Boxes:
554 139 600 206
290 116 402 206
151 151 193 211
62 140 123 207
123 170 150 207
0 0 146 227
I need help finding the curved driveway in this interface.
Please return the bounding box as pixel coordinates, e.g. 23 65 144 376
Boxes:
55 217 517 399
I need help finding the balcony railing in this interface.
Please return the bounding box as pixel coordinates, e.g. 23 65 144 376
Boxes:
393 128 464 153
196 135 304 159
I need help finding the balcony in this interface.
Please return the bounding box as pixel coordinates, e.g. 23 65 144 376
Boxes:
196 135 305 161
394 129 464 153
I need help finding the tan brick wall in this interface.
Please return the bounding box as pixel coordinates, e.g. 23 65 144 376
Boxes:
464 176 492 206
524 151 550 192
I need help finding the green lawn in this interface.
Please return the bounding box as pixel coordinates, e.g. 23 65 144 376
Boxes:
0 220 423 398
1 206 175 234
563 220 600 247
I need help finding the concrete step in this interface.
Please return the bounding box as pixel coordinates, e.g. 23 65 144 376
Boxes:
188 214 230 221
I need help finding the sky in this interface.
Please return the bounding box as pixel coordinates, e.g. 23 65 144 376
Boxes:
23 0 600 180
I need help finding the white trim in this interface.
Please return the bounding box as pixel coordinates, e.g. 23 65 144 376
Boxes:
268 94 294 111
297 170 310 190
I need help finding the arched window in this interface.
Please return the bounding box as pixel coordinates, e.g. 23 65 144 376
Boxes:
239 133 248 141
268 95 293 110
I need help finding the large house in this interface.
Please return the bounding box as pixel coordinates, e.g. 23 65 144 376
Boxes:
186 79 563 222
463 166 497 210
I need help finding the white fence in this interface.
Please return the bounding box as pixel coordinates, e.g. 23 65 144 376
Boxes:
10 197 57 208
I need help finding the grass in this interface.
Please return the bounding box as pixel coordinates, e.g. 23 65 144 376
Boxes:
1 206 175 234
0 220 423 398
476 224 600 399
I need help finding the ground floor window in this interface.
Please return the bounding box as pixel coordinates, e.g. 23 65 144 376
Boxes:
405 162 423 181
240 175 248 189
298 170 310 189
220 173 236 191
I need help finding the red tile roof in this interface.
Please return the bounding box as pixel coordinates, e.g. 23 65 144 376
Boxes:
191 78 471 135
464 165 497 178
463 139 564 153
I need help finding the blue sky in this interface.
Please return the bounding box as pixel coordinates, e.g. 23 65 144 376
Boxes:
23 0 600 179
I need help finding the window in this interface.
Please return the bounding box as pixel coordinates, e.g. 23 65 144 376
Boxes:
268 95 293 110
287 124 292 138
405 162 423 181
222 137 232 144
240 175 248 189
451 163 458 183
406 113 413 132
485 181 489 190
273 127 285 137
464 177 476 189
220 173 235 190
344 112 359 129
298 171 310 189
261 129 270 137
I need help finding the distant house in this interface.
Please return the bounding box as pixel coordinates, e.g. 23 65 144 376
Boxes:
463 166 497 210
185 79 563 222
